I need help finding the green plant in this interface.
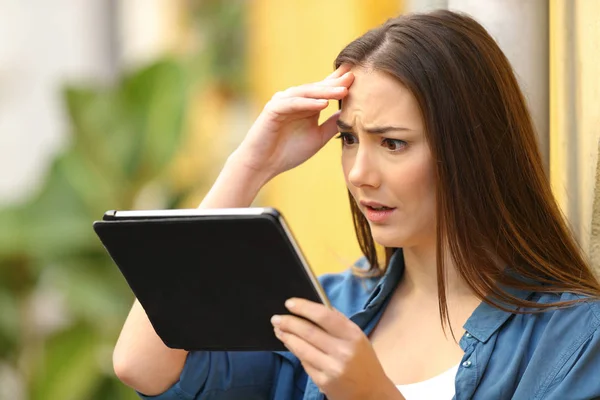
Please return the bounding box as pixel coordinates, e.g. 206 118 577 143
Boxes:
0 1 247 398
0 59 191 400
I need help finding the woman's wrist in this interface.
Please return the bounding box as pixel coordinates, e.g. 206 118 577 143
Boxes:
198 152 272 209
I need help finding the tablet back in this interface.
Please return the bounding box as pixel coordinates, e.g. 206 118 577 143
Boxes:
93 210 326 351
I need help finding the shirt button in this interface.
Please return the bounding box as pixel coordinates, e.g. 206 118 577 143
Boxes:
465 332 472 338
462 360 472 368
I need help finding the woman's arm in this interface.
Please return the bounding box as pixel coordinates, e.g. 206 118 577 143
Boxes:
113 157 268 395
112 66 354 396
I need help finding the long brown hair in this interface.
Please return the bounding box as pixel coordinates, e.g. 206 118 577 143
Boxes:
334 10 600 326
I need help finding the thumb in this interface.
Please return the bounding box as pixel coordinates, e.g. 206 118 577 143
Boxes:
318 110 342 146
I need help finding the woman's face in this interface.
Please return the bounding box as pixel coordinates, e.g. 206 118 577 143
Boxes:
339 67 436 248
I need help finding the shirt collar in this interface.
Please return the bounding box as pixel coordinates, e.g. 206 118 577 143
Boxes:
364 248 535 343
363 249 405 310
464 284 534 343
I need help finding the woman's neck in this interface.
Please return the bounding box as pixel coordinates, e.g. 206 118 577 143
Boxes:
399 245 476 301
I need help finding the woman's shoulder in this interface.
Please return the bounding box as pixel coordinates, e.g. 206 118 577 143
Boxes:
488 292 600 399
531 291 600 325
504 291 600 342
317 256 382 316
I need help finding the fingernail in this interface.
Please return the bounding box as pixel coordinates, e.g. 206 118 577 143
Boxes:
271 315 281 326
332 87 346 92
285 299 295 309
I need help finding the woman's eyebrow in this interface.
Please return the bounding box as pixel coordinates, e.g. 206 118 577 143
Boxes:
336 119 412 134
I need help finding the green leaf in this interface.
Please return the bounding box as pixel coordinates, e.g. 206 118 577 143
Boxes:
91 376 140 400
30 324 102 400
0 290 20 356
120 60 189 181
63 87 132 186
50 257 134 332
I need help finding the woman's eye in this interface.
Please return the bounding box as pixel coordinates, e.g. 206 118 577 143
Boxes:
382 138 407 152
336 132 357 146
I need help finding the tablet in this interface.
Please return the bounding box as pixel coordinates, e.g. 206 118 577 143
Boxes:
93 207 329 352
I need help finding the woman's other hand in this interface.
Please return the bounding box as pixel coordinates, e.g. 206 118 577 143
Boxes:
231 65 354 182
271 298 404 400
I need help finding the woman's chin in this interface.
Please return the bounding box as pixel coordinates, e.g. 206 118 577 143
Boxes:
371 225 433 249
370 229 408 248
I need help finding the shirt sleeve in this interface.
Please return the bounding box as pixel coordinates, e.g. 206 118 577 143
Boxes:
533 315 600 399
136 350 281 400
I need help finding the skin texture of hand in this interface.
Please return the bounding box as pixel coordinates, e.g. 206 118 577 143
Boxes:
271 299 405 400
231 65 355 182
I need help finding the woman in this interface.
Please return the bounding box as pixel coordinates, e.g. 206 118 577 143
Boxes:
113 10 600 400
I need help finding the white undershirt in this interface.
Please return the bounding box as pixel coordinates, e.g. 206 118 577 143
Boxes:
396 363 459 400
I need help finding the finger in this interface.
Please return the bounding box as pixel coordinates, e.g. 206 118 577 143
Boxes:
285 298 358 339
280 85 348 101
274 327 332 372
301 363 329 391
275 72 354 100
278 338 329 389
318 110 342 145
265 97 329 120
308 70 354 89
317 71 355 88
277 334 322 374
272 314 336 355
325 63 352 80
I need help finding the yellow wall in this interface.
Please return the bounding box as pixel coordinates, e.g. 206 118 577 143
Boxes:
550 0 600 271
248 0 402 275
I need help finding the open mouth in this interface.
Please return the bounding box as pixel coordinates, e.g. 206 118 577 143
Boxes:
360 200 395 210
365 205 394 211
359 201 396 222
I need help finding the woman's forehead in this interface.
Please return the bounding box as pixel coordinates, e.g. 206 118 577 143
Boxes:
340 68 423 130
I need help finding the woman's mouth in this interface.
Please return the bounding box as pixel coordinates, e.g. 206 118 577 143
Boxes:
360 201 396 223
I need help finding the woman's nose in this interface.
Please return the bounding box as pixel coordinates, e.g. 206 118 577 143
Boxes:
347 147 381 189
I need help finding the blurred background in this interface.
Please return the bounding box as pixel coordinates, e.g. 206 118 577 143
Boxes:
0 0 598 399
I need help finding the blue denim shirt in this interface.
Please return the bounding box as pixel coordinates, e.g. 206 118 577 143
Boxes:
138 250 600 400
